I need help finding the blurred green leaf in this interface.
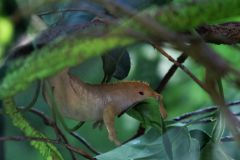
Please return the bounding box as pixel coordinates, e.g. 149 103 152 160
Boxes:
212 44 240 68
128 44 161 87
0 17 14 45
156 0 240 30
102 47 130 82
3 97 64 160
9 18 108 62
127 97 164 132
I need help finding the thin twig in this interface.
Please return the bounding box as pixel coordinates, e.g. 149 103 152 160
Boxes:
221 136 234 142
187 118 216 125
29 108 99 155
29 108 77 160
70 132 100 155
173 100 240 122
172 112 240 126
156 53 188 93
43 82 100 154
19 81 41 111
103 0 238 78
153 45 208 91
0 136 95 160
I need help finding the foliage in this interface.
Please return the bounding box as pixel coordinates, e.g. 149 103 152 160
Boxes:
1 0 240 160
0 17 13 46
3 98 63 160
156 0 240 30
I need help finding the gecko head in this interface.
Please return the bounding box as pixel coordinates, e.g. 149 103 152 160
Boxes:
124 81 158 100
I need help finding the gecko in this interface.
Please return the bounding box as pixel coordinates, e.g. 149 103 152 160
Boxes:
44 68 167 145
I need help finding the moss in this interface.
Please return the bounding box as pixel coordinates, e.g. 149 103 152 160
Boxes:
3 97 64 160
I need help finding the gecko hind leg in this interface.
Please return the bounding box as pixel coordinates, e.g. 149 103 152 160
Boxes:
103 105 121 146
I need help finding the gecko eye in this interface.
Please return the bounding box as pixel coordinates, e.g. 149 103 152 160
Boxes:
138 91 144 95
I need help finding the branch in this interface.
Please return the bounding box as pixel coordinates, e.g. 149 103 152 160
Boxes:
29 108 76 160
173 100 240 122
20 81 41 111
70 132 100 155
197 22 240 44
153 45 208 91
29 108 99 155
95 0 240 143
0 136 95 160
99 2 240 82
156 53 188 93
100 0 237 82
3 98 64 160
221 136 234 142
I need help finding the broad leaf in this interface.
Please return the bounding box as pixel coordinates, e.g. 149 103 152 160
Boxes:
166 127 200 160
127 97 164 132
201 141 233 160
96 127 200 160
190 129 211 150
102 47 130 82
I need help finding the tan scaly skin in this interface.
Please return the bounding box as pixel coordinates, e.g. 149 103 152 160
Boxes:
44 68 167 145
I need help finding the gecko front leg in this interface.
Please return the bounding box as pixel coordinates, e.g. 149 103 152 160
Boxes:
103 104 121 146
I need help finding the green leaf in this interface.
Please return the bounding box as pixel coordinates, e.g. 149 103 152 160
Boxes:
96 127 200 160
212 44 240 68
96 128 169 160
0 17 13 45
127 97 164 132
102 47 130 82
164 127 200 160
166 127 197 160
162 132 173 160
190 129 211 150
201 141 233 160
